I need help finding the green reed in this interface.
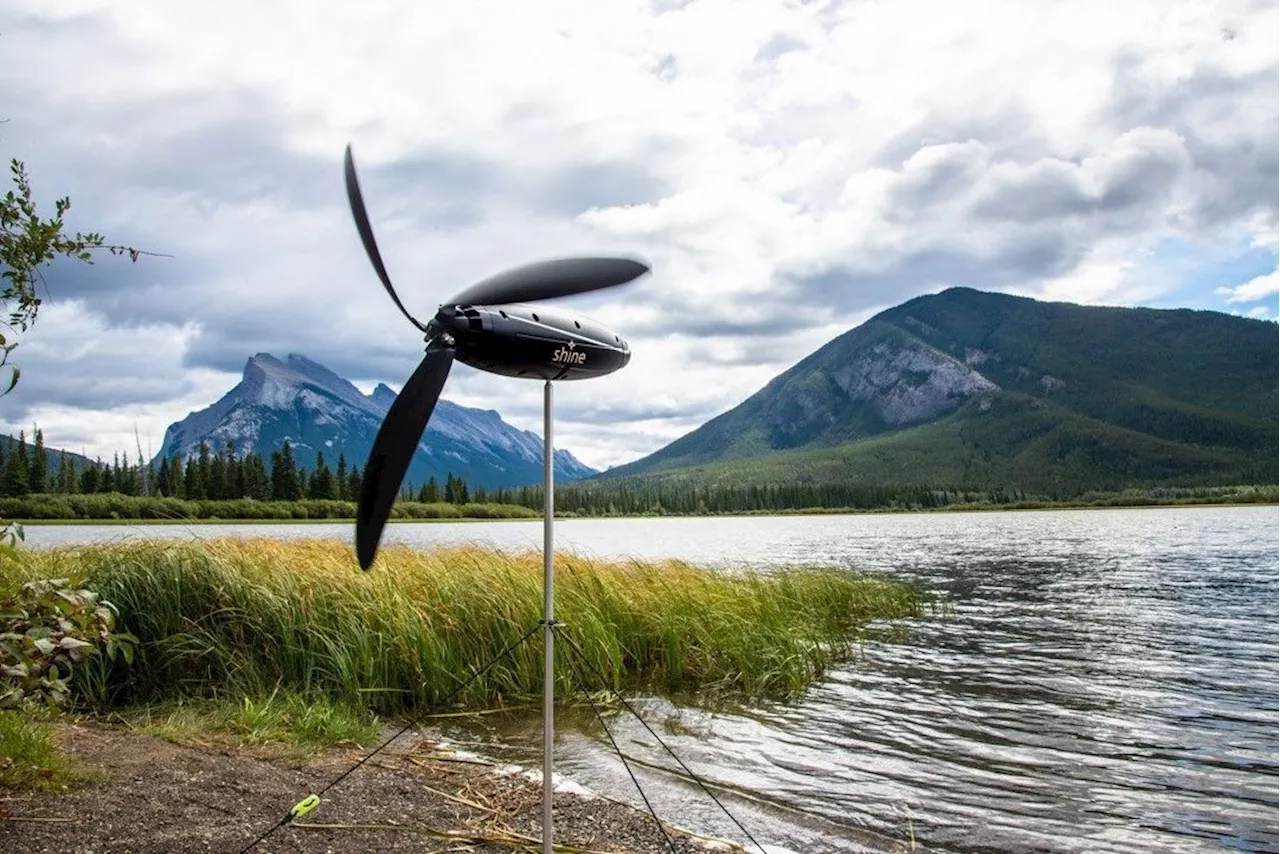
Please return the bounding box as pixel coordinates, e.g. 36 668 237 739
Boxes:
3 539 921 712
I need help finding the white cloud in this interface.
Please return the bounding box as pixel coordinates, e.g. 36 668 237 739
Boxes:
1216 269 1280 304
0 0 1275 468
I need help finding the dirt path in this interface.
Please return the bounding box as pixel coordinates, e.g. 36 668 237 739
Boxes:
0 723 735 854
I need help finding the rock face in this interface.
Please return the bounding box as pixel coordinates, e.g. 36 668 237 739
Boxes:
828 340 999 427
154 353 596 488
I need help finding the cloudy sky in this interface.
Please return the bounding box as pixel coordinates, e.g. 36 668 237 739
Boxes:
0 0 1276 470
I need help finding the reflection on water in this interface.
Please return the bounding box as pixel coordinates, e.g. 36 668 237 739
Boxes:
25 507 1280 853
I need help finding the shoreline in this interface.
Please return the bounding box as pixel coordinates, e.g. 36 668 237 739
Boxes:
10 495 1277 525
0 719 742 854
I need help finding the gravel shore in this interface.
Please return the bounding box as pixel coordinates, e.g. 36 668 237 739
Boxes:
1 722 741 853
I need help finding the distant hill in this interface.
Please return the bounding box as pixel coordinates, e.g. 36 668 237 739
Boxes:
154 353 596 489
600 288 1277 496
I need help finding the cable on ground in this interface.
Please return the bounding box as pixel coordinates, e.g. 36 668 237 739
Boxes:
556 627 768 854
559 624 677 852
236 621 543 854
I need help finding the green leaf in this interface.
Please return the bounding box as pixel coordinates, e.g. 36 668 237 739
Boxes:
31 638 55 655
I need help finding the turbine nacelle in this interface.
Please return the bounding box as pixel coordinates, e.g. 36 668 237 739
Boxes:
430 302 630 381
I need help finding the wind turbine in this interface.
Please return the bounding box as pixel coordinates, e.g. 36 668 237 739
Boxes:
342 145 649 852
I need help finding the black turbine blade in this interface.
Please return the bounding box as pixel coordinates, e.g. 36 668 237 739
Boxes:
445 256 649 307
344 144 429 332
356 341 455 569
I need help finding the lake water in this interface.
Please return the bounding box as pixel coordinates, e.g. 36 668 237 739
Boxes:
23 507 1280 853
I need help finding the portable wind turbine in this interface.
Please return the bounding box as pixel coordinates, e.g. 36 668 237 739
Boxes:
342 145 648 853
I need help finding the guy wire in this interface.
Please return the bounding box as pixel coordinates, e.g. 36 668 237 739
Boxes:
556 627 767 854
236 621 543 854
559 623 677 853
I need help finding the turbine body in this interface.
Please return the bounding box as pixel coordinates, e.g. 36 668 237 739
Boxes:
435 302 630 381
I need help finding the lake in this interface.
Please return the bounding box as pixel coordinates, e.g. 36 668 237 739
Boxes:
22 506 1280 853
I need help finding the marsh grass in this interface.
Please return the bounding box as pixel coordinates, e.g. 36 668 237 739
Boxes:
0 710 78 789
3 539 921 713
121 690 381 749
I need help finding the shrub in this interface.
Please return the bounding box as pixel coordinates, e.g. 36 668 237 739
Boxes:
0 577 136 709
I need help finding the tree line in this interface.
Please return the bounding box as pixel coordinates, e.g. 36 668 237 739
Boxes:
0 431 482 505
2 429 963 512
3 429 1273 518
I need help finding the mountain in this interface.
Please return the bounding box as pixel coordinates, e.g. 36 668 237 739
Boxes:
154 353 596 488
601 288 1277 494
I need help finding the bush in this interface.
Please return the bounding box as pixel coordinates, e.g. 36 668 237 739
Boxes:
0 577 136 709
392 501 463 519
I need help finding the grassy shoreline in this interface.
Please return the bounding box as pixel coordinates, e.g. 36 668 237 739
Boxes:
0 538 924 813
3 539 923 711
3 539 923 789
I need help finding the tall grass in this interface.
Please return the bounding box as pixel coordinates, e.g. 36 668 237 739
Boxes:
2 539 920 712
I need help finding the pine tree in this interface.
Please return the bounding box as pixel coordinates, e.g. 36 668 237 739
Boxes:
118 452 136 496
194 442 212 500
283 442 301 500
98 456 115 493
167 454 184 498
243 453 269 500
336 453 348 501
29 428 47 493
57 450 77 494
224 442 244 499
308 451 336 500
155 457 171 497
79 461 98 494
209 451 226 500
269 450 282 499
421 475 440 503
272 441 301 501
346 464 362 502
1 431 28 497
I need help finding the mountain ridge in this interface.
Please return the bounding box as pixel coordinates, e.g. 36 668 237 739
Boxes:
601 287 1277 492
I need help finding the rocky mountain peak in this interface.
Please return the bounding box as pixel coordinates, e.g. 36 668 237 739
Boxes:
155 353 597 488
369 383 398 411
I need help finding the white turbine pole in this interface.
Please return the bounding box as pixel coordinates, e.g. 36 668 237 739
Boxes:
542 379 555 854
